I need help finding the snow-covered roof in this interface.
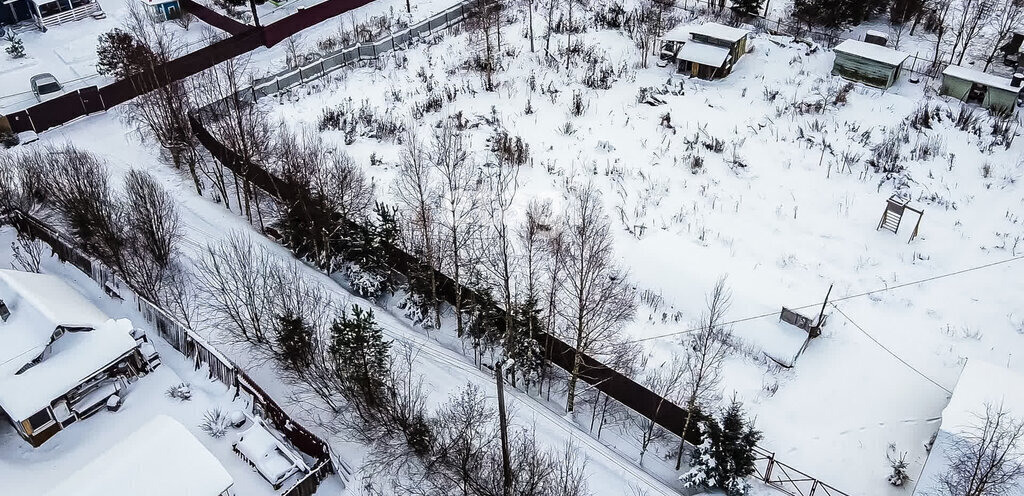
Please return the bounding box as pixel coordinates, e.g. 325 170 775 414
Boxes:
943 65 1022 94
662 25 692 43
43 415 233 496
0 269 110 377
235 416 307 485
834 39 909 67
914 360 1024 496
690 22 750 43
0 270 137 421
941 360 1024 437
0 318 138 421
865 30 888 40
676 42 731 67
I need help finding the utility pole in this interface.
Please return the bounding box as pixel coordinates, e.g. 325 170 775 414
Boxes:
495 359 513 495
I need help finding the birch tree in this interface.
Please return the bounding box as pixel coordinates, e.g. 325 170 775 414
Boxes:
432 120 481 338
393 130 441 329
938 402 1024 496
558 183 636 414
674 276 733 470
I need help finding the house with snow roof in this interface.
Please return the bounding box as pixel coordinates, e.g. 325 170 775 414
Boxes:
0 0 104 30
0 269 155 447
831 39 909 89
43 414 234 496
661 22 750 80
914 360 1024 495
941 65 1022 115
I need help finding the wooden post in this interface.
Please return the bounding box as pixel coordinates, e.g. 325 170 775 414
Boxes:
495 359 512 495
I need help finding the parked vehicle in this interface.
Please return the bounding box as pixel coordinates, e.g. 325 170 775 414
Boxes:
30 73 63 102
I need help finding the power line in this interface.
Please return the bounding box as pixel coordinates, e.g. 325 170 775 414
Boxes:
625 254 1024 344
830 303 952 394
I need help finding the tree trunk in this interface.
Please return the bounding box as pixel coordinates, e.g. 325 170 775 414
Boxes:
675 395 698 470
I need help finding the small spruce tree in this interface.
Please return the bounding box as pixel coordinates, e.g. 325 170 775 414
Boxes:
5 31 26 59
345 202 400 297
329 305 391 408
682 399 763 496
274 311 314 372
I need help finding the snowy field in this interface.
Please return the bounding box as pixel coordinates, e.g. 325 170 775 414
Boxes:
257 11 1024 495
3 0 1024 494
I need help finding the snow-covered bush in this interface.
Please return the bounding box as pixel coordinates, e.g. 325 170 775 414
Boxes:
886 446 911 486
5 31 25 59
200 408 232 438
166 382 192 401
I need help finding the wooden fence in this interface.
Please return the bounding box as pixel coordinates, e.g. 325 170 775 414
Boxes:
6 211 341 496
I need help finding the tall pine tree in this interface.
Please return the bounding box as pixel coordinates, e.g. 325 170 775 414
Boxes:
344 202 400 297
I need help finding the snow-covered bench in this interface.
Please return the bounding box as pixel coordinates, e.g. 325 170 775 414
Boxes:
232 416 308 489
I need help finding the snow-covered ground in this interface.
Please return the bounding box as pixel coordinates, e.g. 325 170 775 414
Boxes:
255 12 1024 495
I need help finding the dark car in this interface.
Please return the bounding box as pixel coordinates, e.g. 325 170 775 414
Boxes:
30 73 63 102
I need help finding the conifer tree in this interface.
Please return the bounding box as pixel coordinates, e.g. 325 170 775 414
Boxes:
681 399 763 496
345 202 400 297
329 305 391 409
730 0 763 16
275 311 314 372
505 295 545 388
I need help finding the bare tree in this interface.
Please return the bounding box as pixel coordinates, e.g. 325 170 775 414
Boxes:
478 158 520 370
120 169 182 302
983 0 1024 70
558 183 636 414
543 0 559 56
198 55 273 227
928 0 955 68
10 234 43 273
122 1 204 195
938 402 1024 496
674 276 733 470
948 0 995 65
469 0 502 91
631 353 685 465
432 120 481 338
393 130 441 329
194 232 281 352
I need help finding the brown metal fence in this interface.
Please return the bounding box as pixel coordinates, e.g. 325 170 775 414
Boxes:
5 211 341 495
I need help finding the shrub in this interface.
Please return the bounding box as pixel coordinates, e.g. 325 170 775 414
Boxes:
166 382 192 401
491 129 529 166
200 408 232 438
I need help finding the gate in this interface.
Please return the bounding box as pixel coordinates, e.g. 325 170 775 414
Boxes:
78 86 105 114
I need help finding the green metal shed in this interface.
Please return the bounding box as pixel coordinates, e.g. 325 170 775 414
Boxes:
832 40 909 89
940 65 1021 115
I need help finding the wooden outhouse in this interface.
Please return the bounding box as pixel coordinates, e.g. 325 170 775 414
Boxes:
832 39 909 89
660 22 750 80
941 65 1021 114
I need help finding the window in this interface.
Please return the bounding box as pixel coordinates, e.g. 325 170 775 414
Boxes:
25 408 54 434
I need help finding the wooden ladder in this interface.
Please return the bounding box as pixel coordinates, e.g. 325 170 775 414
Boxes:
877 196 908 234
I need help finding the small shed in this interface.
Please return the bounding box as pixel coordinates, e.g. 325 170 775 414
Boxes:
139 0 178 21
941 65 1021 114
43 415 235 496
914 360 1024 496
863 30 889 46
661 22 751 80
832 39 909 89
